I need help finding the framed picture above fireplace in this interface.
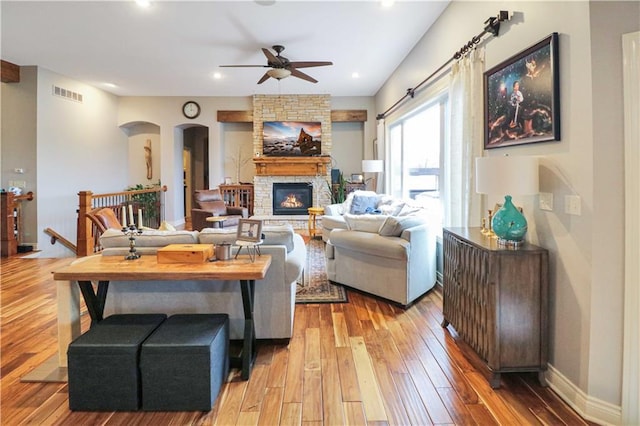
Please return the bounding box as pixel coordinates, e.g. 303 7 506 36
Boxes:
263 121 321 157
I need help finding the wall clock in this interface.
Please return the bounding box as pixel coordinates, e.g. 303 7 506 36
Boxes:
182 101 200 119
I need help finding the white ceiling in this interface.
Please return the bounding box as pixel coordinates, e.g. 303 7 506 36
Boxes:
1 1 449 97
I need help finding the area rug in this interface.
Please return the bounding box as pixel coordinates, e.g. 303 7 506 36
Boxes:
296 237 348 304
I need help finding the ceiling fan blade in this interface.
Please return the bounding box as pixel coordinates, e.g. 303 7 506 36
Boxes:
257 72 271 84
288 61 333 69
219 65 268 68
290 68 318 83
262 48 282 66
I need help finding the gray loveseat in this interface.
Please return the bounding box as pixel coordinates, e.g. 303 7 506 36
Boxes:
98 224 305 340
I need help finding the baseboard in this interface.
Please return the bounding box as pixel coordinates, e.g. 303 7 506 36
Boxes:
546 364 621 425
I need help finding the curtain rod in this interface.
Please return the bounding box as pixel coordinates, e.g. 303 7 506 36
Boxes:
376 10 511 121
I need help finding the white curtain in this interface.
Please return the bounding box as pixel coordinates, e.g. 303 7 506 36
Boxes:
443 48 484 227
376 118 385 193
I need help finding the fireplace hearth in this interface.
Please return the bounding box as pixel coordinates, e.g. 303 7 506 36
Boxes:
272 182 312 215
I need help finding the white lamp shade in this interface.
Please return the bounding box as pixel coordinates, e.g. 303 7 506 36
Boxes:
267 68 291 79
362 160 383 173
476 156 539 195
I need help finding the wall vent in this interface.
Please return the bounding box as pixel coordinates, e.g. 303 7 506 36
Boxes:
52 85 83 103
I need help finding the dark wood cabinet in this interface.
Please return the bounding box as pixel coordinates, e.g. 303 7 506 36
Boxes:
441 227 549 388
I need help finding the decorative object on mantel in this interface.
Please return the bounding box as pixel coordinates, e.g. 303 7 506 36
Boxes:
476 155 539 247
484 32 560 148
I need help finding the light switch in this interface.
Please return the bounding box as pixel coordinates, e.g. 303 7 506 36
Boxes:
565 195 581 216
539 192 553 211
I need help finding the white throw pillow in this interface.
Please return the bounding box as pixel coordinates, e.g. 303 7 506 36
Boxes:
378 216 427 237
344 213 388 233
378 201 405 216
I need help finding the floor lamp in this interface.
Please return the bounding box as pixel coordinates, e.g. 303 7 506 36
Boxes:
362 160 383 192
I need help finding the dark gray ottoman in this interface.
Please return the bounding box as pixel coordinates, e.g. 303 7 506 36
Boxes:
140 314 229 411
67 313 167 411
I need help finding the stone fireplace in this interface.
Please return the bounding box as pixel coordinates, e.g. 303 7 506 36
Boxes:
251 94 333 228
272 182 312 215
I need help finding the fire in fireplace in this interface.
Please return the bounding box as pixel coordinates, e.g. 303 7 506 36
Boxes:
272 182 312 215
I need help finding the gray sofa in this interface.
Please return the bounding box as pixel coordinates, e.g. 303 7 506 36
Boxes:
98 225 305 340
322 191 437 306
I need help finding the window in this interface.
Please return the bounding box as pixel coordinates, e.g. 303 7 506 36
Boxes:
388 94 447 229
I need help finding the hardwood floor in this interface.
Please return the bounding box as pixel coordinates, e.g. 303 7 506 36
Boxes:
0 254 595 425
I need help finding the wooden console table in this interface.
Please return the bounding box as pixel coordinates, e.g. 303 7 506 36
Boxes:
441 227 548 388
51 254 271 381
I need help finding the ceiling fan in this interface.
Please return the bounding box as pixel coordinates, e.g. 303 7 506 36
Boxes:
220 45 333 84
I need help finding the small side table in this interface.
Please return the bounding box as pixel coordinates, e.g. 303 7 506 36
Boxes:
307 207 325 239
205 216 226 229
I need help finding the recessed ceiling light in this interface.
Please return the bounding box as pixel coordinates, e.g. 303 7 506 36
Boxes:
212 72 222 80
135 0 151 8
352 72 360 79
104 82 117 88
381 0 394 8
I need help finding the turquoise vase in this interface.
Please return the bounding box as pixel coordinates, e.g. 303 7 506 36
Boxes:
492 195 527 244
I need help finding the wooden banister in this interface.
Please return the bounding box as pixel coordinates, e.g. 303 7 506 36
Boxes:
1 191 35 257
44 228 77 254
76 185 167 257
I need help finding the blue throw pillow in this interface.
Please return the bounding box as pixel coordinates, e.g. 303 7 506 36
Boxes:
349 194 378 215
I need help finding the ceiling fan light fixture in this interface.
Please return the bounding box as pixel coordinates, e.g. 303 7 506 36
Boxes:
267 68 291 80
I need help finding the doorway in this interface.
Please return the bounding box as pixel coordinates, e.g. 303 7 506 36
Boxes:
182 126 209 219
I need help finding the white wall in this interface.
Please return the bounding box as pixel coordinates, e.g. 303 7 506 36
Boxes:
35 68 128 257
375 0 639 421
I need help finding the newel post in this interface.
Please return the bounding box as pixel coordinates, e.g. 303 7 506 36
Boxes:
76 191 93 257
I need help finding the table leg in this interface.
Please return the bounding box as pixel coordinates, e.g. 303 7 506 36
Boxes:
77 280 109 328
238 279 257 380
57 280 82 368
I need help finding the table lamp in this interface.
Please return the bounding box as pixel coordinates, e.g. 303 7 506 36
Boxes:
475 156 539 246
362 160 383 192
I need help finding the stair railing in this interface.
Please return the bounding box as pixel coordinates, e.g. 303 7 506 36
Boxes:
76 185 167 256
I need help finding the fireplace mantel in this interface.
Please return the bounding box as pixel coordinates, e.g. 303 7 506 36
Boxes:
253 156 331 176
